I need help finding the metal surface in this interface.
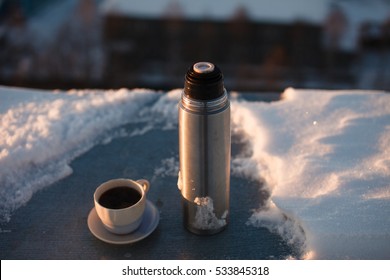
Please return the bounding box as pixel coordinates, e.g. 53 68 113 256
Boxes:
178 91 231 235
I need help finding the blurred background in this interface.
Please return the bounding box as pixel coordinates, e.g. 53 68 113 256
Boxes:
0 0 389 92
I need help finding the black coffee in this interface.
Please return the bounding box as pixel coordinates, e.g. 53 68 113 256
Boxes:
98 187 141 209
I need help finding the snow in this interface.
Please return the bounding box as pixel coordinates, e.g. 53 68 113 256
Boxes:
0 86 158 223
232 88 390 259
153 157 179 179
1 85 390 259
193 197 228 230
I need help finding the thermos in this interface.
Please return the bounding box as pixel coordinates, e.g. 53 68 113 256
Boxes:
178 62 231 235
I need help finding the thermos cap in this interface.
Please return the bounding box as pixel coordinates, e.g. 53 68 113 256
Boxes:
184 62 224 101
193 62 215 74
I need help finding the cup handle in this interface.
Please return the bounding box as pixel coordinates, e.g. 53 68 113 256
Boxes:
136 179 150 194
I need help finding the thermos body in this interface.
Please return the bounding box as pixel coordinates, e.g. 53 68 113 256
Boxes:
178 62 231 235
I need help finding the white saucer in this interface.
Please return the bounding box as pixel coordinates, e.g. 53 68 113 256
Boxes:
87 200 159 245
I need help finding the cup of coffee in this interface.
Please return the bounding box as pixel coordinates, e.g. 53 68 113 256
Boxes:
94 178 150 235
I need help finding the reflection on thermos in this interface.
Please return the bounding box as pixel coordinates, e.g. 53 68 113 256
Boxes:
178 62 231 235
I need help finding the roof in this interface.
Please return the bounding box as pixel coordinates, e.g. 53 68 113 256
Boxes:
100 0 328 24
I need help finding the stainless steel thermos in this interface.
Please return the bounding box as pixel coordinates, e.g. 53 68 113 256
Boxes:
178 62 230 235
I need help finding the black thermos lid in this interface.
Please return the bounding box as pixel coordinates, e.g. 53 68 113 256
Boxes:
184 62 224 101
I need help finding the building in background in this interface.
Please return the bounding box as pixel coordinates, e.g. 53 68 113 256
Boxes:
101 0 325 91
0 0 389 91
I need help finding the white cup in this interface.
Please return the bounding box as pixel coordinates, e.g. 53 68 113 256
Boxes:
94 178 150 235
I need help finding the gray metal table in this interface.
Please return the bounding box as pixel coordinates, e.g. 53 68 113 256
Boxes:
0 93 297 259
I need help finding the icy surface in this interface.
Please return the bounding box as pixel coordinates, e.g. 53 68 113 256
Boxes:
1 85 389 259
